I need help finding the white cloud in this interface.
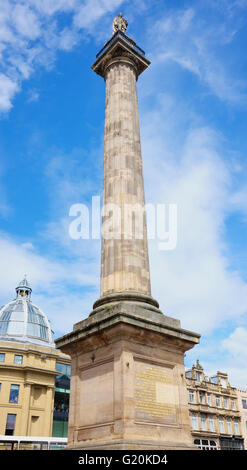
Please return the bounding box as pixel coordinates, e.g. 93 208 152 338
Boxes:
27 88 40 102
0 1 246 112
229 186 247 218
0 233 99 333
58 27 79 51
140 96 247 335
21 242 35 250
35 290 97 337
196 328 247 387
0 234 99 290
39 146 103 263
222 327 247 359
159 7 195 34
0 0 126 112
0 74 19 111
30 0 77 16
73 0 124 30
151 7 247 104
184 327 247 387
12 4 41 40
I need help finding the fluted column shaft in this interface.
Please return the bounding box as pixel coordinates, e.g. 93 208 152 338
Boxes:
100 56 151 297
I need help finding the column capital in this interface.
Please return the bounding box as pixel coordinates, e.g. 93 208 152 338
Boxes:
103 55 139 80
91 30 150 79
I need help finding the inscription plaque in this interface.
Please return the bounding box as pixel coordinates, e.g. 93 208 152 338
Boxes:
134 361 177 424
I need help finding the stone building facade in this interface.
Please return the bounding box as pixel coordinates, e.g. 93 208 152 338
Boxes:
236 388 247 450
186 360 244 450
0 278 70 444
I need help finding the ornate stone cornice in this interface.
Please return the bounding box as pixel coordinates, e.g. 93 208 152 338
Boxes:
92 30 150 79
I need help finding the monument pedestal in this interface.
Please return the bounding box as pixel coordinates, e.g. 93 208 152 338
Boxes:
55 297 200 450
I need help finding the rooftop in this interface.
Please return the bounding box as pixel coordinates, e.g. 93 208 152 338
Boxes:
0 277 55 348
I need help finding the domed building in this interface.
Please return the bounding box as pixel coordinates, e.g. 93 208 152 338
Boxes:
0 278 55 347
0 278 71 447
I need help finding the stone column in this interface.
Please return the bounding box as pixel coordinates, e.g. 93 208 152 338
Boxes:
46 386 55 437
55 26 200 451
20 382 32 435
100 56 151 298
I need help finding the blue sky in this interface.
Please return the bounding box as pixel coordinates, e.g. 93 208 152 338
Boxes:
0 0 247 387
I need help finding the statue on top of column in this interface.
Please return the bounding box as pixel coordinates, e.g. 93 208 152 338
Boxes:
112 13 128 35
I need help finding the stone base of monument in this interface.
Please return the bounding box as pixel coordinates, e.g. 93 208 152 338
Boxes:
55 296 200 450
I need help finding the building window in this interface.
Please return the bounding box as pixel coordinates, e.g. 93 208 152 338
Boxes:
196 371 200 382
194 439 217 450
199 391 205 404
201 414 206 431
234 421 240 435
27 307 49 341
56 362 71 377
5 414 16 435
207 394 211 406
14 355 23 365
219 418 224 433
189 390 195 403
216 396 221 407
9 385 20 404
186 370 192 379
242 399 247 409
0 311 11 335
221 378 227 388
210 376 218 385
191 413 198 430
0 383 1 392
220 437 244 450
223 397 228 409
52 362 71 438
226 419 232 434
231 399 236 410
0 353 5 362
209 416 214 432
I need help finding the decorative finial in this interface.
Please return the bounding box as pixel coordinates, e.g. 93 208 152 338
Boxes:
112 12 128 35
16 275 32 298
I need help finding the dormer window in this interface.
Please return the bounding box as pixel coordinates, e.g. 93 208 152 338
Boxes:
221 378 227 388
196 371 200 382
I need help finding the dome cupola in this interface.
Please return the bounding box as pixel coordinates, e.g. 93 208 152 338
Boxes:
0 277 55 348
15 275 32 299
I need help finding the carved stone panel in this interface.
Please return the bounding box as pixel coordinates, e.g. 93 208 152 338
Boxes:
79 361 114 427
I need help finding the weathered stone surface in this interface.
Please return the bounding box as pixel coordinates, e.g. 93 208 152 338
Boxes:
56 301 200 353
100 56 151 297
56 305 199 450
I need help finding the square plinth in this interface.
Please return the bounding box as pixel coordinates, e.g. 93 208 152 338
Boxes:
55 301 200 450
